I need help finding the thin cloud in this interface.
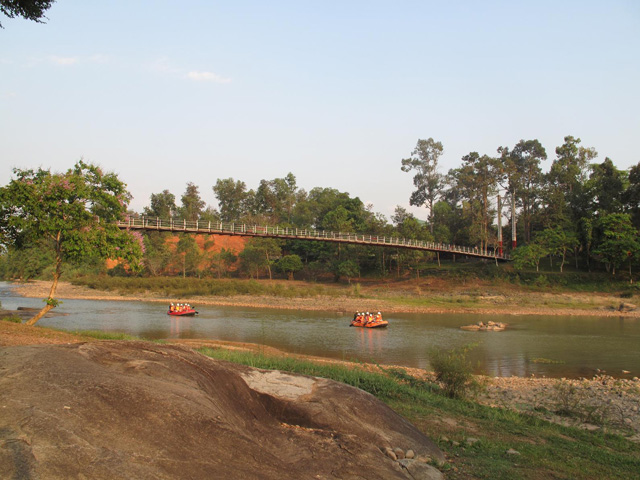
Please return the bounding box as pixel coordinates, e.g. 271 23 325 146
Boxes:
49 56 78 66
147 57 181 75
186 71 231 83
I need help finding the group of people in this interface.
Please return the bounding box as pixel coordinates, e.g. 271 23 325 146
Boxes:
169 303 193 313
352 311 384 324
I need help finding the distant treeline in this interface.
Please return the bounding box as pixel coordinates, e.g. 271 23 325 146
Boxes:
2 135 639 282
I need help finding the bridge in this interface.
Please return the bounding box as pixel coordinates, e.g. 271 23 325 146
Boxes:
117 217 510 261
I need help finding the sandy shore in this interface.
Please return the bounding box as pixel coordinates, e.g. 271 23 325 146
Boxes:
9 280 640 317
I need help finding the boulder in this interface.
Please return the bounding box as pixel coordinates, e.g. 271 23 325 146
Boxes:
0 341 444 479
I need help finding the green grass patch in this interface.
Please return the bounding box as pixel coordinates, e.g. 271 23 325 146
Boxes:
70 276 345 299
198 347 640 480
1 314 23 323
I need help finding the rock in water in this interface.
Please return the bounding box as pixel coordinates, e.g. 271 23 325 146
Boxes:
0 341 444 479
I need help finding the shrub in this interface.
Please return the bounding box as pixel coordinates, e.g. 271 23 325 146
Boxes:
429 344 480 399
1 314 23 323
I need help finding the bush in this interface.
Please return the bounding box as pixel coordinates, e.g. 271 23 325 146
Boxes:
429 344 480 399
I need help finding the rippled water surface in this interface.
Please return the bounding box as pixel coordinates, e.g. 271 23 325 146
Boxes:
2 282 639 378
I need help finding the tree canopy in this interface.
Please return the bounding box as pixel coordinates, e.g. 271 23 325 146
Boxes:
0 0 54 27
0 161 143 324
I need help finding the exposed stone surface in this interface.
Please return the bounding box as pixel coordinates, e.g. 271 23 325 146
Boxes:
0 341 444 479
397 459 444 480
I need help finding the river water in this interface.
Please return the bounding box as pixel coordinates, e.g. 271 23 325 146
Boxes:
2 282 639 379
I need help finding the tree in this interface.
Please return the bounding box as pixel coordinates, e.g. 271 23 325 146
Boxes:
625 161 640 229
401 138 444 233
497 139 547 243
511 243 548 272
0 161 143 325
179 182 206 221
143 232 172 276
277 254 303 280
545 136 596 227
335 259 359 284
174 235 201 278
593 213 638 276
213 178 250 222
238 244 268 279
1 0 54 28
210 248 237 278
144 189 177 219
449 152 499 250
247 238 281 279
587 158 627 216
537 227 579 273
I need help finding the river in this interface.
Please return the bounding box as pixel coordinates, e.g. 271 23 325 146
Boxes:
2 282 638 379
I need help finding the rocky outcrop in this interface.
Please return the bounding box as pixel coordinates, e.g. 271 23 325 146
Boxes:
0 341 444 479
460 320 506 331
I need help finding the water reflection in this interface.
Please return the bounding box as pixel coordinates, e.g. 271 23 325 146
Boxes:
2 282 639 379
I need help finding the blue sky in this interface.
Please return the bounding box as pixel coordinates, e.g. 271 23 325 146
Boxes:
1 1 639 220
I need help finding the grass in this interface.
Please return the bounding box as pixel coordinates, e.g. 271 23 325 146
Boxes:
69 329 142 341
198 347 640 480
70 276 344 299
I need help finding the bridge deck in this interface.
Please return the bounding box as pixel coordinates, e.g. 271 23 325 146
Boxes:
117 217 509 261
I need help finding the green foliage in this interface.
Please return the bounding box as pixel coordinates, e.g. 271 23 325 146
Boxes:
0 240 55 280
70 275 335 298
0 0 54 28
1 314 22 323
198 346 640 480
44 297 61 307
0 161 143 323
429 344 480 399
143 189 176 218
276 254 303 280
179 182 206 221
512 243 548 272
210 248 238 279
593 213 639 275
334 259 359 282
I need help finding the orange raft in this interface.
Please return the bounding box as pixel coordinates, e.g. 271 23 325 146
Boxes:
167 303 198 316
350 312 389 328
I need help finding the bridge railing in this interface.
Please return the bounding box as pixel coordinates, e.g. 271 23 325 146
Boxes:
117 216 509 260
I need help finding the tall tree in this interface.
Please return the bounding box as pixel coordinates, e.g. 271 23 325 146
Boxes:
213 178 250 222
625 161 640 229
144 189 177 218
180 182 206 221
0 161 143 325
545 136 597 227
174 235 201 278
401 138 444 233
497 139 547 243
449 152 499 250
587 158 627 216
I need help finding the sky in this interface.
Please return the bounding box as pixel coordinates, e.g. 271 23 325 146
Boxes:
1 1 639 221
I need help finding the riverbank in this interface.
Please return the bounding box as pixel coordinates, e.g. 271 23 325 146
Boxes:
1 319 638 444
10 279 640 317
